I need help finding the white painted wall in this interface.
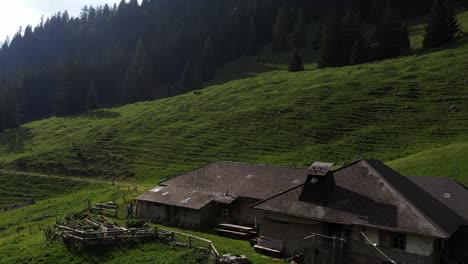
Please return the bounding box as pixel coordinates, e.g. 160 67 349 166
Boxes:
406 235 435 256
363 228 380 245
352 226 435 256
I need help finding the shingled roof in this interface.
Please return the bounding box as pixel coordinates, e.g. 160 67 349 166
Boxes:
254 159 465 238
407 176 468 225
136 161 307 209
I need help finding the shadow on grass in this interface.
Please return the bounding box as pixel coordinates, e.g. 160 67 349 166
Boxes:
413 36 468 56
0 127 33 153
64 240 142 261
83 110 122 120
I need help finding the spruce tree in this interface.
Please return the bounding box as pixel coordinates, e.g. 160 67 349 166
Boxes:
272 6 289 52
55 62 88 116
423 0 460 48
372 6 405 59
400 25 411 54
123 39 154 103
180 59 203 93
342 9 363 63
318 4 343 68
288 49 304 72
246 16 258 56
292 9 306 48
201 37 216 81
0 89 5 132
4 87 19 129
349 39 368 65
87 81 99 110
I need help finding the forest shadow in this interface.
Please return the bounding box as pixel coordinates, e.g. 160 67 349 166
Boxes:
204 58 278 87
413 35 468 56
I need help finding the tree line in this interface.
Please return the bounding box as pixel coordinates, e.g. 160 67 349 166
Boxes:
289 0 462 72
0 0 463 130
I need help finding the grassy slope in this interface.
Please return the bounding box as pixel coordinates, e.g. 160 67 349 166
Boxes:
1 12 467 186
0 11 467 264
388 142 468 183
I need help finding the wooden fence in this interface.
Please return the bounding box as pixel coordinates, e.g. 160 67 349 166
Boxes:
56 225 219 263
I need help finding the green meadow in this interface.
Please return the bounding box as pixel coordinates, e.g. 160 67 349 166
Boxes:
0 10 467 264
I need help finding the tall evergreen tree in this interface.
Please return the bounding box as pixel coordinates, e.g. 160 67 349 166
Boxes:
123 39 154 103
372 6 406 59
318 4 343 68
349 39 368 65
423 0 460 48
292 9 307 48
180 59 203 93
55 62 88 116
400 24 411 54
201 37 216 81
87 81 99 110
246 16 258 56
272 6 289 52
342 9 363 62
288 49 304 72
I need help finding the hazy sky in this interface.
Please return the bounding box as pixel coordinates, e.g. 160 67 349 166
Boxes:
0 0 122 41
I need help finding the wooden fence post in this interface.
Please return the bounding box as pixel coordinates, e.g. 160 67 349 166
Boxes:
312 235 316 264
332 236 336 264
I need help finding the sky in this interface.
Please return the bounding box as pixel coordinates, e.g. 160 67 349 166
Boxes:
0 0 122 41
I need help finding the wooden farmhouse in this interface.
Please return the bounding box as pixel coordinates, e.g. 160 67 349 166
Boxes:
135 160 468 264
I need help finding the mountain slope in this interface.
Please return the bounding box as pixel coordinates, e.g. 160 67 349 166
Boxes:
0 20 467 184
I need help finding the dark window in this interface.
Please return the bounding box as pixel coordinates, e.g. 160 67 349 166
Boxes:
380 231 406 250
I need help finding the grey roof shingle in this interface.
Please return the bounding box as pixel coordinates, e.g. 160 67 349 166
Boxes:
136 161 307 209
254 160 465 238
407 176 468 225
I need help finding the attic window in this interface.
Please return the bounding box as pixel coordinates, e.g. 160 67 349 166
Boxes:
443 192 452 199
292 179 300 184
217 175 223 179
162 192 170 196
245 174 253 179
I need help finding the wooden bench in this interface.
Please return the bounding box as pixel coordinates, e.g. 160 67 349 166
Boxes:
218 224 254 232
254 236 284 256
213 228 249 237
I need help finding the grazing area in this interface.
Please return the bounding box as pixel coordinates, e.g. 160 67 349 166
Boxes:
1 27 467 184
0 8 467 264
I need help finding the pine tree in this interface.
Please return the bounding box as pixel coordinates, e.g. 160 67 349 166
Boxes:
342 9 363 63
123 39 154 103
201 37 216 81
4 87 19 129
246 16 258 56
318 4 343 68
180 59 203 93
87 81 99 110
423 0 460 48
349 39 368 65
0 89 6 132
400 25 411 54
288 49 304 72
372 6 405 59
292 9 306 48
272 6 289 52
55 62 88 116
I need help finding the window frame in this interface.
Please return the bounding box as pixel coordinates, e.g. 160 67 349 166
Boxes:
379 230 407 251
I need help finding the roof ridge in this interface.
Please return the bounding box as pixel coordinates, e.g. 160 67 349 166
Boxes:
158 161 218 185
216 160 308 170
252 184 305 208
362 160 458 238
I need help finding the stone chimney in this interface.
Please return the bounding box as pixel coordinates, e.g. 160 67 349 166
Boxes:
299 162 335 203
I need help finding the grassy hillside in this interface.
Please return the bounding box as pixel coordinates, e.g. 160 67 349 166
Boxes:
1 21 467 185
0 10 467 264
388 143 468 184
